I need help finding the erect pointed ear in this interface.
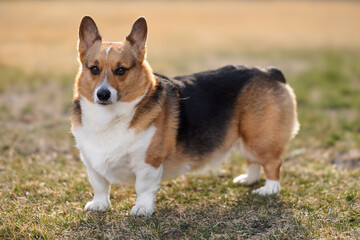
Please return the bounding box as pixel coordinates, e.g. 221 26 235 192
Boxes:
126 17 148 62
78 16 102 61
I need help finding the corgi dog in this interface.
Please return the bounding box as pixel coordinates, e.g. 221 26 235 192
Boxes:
71 16 299 216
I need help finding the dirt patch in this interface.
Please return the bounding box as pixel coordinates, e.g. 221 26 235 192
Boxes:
331 149 360 169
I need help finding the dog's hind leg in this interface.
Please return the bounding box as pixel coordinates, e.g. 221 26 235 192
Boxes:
252 158 282 195
234 80 298 195
233 159 261 185
238 124 284 196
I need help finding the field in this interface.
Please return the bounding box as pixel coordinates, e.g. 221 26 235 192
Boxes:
0 1 360 239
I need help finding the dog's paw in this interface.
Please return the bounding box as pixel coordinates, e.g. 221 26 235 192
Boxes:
131 204 154 216
233 174 259 185
252 180 280 196
84 200 110 212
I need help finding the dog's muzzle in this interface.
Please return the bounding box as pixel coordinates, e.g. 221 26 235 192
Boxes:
96 88 111 105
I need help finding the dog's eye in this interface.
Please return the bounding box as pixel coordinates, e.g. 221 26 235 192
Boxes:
114 67 127 76
89 66 100 75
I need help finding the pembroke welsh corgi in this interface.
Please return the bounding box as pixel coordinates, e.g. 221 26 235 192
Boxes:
71 16 299 216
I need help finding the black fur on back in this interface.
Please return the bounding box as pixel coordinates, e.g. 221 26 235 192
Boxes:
155 65 286 157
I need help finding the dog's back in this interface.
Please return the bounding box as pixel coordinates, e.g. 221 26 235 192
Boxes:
169 65 285 156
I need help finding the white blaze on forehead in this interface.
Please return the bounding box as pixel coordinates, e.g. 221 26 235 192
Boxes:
105 46 112 58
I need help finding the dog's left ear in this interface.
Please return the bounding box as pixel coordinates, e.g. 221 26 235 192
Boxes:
126 17 148 62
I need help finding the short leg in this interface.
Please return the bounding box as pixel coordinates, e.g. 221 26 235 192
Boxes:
233 160 261 185
131 164 163 216
252 159 281 195
84 163 111 211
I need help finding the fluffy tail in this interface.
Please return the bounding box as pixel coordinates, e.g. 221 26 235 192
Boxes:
285 84 300 139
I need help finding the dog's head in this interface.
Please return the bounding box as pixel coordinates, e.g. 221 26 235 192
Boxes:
76 16 154 105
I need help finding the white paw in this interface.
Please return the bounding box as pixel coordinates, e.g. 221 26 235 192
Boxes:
84 200 110 212
131 204 154 216
252 179 280 195
233 174 259 185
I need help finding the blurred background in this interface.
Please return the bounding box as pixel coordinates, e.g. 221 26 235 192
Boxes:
1 1 359 73
0 1 359 238
1 0 359 164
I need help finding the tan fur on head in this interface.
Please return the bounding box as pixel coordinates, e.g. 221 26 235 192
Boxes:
74 16 154 104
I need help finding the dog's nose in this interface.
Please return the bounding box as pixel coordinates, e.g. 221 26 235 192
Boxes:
97 89 111 101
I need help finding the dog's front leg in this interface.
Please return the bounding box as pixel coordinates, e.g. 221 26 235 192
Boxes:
83 159 111 212
131 164 163 216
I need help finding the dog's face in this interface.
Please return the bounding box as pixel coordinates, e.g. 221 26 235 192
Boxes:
76 16 152 105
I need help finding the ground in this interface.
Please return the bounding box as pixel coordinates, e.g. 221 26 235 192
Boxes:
0 1 359 239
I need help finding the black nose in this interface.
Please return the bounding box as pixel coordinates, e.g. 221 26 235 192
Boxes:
97 89 111 101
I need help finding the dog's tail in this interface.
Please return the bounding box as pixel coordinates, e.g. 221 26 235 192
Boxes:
268 67 286 84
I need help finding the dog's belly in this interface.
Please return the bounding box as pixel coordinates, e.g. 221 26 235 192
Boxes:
73 124 156 185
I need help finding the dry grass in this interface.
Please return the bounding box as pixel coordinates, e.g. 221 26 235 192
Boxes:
0 1 360 239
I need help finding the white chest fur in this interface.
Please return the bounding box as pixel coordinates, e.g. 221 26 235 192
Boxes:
72 97 156 185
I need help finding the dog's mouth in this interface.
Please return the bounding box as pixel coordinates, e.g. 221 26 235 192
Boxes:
95 94 121 106
97 101 112 106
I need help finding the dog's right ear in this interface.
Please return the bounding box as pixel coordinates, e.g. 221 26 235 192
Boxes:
78 16 102 61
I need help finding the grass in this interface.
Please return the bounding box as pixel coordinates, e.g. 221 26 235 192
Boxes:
1 50 359 239
1 1 360 239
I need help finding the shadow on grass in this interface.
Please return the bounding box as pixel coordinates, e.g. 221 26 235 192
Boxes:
66 181 308 239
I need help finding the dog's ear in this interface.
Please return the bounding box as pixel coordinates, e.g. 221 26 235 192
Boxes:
126 17 148 62
78 16 102 61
